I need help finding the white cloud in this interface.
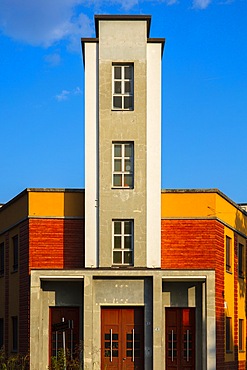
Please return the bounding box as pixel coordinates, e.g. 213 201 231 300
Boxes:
192 0 212 9
55 87 82 101
0 0 94 48
0 0 235 50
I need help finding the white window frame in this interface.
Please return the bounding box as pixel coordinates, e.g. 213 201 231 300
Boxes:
112 64 134 110
112 220 133 266
112 142 134 188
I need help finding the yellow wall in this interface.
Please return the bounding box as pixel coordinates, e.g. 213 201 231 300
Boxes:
161 190 247 234
28 190 85 218
0 192 28 233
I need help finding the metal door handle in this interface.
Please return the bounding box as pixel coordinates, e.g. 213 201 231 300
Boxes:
132 329 135 362
110 329 113 362
186 330 189 362
171 330 174 362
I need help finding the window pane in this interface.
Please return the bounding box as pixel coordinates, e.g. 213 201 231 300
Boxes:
124 81 131 93
124 144 132 157
124 174 133 188
226 236 231 272
124 159 132 172
113 96 122 109
124 251 132 264
113 251 122 264
114 222 121 234
124 236 132 249
124 96 133 109
226 317 231 352
113 174 122 187
114 66 121 79
124 66 132 79
114 236 121 249
239 319 244 350
114 144 122 157
114 159 122 171
124 221 132 234
114 81 122 94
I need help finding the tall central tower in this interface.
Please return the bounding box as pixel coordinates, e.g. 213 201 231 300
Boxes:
83 15 164 269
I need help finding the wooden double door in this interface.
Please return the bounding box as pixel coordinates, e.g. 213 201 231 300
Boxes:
165 308 195 370
101 307 144 370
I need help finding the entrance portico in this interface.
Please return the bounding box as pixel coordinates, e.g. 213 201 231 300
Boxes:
30 269 215 370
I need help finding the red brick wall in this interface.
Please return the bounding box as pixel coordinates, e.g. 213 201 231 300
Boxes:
161 219 225 369
29 218 85 270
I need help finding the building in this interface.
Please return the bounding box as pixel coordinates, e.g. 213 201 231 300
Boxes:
0 15 246 370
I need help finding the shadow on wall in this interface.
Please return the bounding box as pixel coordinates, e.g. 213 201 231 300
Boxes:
234 210 247 299
63 190 85 269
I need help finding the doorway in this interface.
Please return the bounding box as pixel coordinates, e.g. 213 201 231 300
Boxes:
49 307 80 361
101 307 144 370
165 307 195 370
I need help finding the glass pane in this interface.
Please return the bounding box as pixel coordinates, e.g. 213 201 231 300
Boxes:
127 342 132 349
126 350 132 357
113 96 122 109
126 334 132 340
112 350 118 357
114 81 121 94
124 66 132 79
125 81 131 93
114 144 122 157
124 236 131 249
113 174 122 187
124 174 133 188
124 144 132 157
114 221 121 234
124 221 132 234
114 159 122 171
114 236 121 249
124 251 132 264
105 350 110 357
105 334 110 340
112 342 118 349
124 159 132 171
135 350 140 357
113 251 122 264
112 334 118 340
105 342 110 349
124 96 133 109
114 66 121 79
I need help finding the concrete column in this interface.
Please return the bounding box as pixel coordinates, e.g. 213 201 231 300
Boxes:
152 275 163 370
83 275 94 369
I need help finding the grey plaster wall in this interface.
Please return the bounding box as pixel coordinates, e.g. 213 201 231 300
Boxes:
98 20 148 267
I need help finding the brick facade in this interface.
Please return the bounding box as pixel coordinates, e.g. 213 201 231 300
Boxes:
161 219 225 368
29 218 85 270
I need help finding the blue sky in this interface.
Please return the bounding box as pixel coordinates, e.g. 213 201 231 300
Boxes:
0 0 247 204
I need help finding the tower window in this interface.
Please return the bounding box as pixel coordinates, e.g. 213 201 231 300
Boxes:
112 64 134 110
112 143 134 188
112 220 133 266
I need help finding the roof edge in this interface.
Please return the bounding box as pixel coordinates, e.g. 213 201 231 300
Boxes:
94 14 152 38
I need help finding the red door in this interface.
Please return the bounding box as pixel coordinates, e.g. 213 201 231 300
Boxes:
101 307 144 370
165 308 195 370
50 307 80 361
